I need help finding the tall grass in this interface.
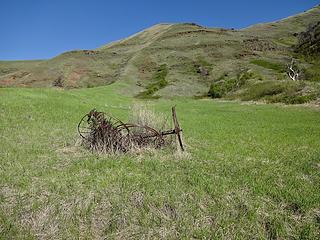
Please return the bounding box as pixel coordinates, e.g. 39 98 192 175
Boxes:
128 103 169 131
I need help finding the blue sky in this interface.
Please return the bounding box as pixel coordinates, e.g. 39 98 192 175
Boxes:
0 0 319 60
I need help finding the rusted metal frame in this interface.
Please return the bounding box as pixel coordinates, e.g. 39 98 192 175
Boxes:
78 107 184 152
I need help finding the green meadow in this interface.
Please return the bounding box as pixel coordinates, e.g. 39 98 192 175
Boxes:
0 84 320 239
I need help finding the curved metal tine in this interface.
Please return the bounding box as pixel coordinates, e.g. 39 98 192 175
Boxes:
114 121 122 127
116 125 128 132
108 115 131 133
115 123 130 135
121 124 136 129
122 124 140 134
126 124 141 135
142 125 163 139
113 115 123 126
107 116 113 124
80 132 91 136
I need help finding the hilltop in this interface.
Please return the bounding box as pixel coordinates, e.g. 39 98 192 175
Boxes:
1 5 320 103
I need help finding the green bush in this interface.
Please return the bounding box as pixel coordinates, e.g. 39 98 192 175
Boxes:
208 69 318 104
52 77 64 88
237 69 255 84
208 70 254 98
208 83 225 98
242 81 294 101
269 94 317 104
302 62 320 82
136 64 169 98
241 81 318 104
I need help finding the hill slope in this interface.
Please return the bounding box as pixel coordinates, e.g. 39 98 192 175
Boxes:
1 5 320 103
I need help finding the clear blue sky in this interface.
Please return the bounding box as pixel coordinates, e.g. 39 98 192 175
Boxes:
0 0 319 60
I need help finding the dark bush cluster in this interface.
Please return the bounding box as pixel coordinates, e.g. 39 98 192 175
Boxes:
242 81 318 104
269 94 317 104
52 76 64 87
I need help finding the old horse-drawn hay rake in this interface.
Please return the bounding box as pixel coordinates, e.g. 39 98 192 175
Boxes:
78 106 184 153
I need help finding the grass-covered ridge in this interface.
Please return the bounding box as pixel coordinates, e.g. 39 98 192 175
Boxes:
1 86 319 238
1 6 320 104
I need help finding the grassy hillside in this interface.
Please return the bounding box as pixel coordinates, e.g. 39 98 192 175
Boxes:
0 60 44 85
1 85 320 238
0 6 320 103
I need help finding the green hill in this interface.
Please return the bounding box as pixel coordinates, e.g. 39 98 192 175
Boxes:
1 5 320 103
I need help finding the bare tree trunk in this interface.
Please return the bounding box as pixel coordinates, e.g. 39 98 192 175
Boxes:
287 59 299 81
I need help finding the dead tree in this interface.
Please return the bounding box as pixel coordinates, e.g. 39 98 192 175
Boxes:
287 59 299 81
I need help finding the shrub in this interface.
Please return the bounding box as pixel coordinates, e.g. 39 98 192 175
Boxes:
242 81 290 100
241 81 318 104
208 83 225 98
136 64 169 98
208 69 253 98
295 21 320 60
237 69 255 85
302 62 320 82
52 76 64 87
269 94 317 104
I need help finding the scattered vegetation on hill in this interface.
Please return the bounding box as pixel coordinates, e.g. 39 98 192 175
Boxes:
295 21 320 60
294 21 320 83
250 59 286 73
302 63 320 82
136 64 168 98
52 76 64 88
208 69 255 98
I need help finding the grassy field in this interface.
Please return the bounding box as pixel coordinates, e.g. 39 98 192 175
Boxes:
0 84 319 239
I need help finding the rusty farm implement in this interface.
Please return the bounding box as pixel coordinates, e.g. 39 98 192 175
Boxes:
78 106 184 153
